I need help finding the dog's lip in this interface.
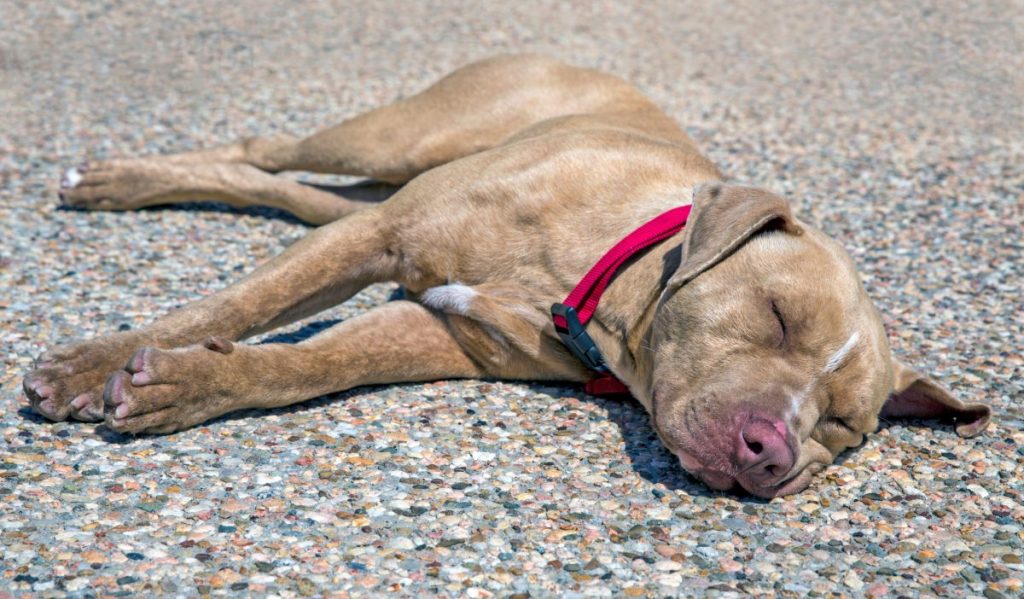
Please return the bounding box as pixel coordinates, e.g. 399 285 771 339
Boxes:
697 469 736 491
676 452 737 491
739 466 815 498
675 449 703 472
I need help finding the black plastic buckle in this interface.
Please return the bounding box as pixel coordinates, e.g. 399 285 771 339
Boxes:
551 303 609 373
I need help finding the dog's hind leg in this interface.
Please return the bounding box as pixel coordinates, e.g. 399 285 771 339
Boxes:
64 55 665 192
98 300 485 434
60 161 378 225
259 55 666 183
24 207 401 421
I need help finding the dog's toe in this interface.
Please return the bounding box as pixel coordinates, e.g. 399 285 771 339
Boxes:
102 370 130 415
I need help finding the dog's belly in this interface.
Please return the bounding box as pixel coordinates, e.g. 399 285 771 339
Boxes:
389 127 719 297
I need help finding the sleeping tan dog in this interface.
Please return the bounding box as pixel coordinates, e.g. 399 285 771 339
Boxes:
23 55 991 497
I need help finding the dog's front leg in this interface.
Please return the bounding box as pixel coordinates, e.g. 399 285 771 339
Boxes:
23 208 399 422
100 300 483 434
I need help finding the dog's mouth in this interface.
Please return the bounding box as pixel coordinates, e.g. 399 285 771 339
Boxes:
660 411 806 497
651 387 812 497
675 447 812 498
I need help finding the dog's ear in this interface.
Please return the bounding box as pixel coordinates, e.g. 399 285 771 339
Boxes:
666 182 802 290
880 359 991 437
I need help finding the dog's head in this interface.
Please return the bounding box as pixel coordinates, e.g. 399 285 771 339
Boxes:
648 182 990 498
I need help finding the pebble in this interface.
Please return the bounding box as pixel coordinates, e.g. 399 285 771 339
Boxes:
389 536 416 550
844 570 865 591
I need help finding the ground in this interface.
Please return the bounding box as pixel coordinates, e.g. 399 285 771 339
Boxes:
1 1 1022 597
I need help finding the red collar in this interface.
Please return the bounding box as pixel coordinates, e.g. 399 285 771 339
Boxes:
551 205 692 396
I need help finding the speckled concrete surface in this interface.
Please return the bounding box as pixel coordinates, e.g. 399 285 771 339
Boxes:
2 1 1022 597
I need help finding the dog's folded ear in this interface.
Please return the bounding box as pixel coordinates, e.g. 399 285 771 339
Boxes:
665 182 802 290
881 359 992 437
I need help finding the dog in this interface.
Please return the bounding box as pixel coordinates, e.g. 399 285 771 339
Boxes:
23 55 991 497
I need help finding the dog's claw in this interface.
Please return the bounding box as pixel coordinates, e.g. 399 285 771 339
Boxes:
127 348 148 372
25 377 55 400
70 393 93 410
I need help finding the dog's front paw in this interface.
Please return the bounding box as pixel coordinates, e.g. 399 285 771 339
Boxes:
102 339 238 435
24 332 150 422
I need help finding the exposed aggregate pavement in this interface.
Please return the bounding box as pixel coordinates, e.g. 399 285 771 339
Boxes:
1 1 1022 597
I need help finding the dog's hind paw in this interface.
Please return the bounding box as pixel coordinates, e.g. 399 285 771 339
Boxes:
62 166 84 189
57 159 178 211
58 164 86 205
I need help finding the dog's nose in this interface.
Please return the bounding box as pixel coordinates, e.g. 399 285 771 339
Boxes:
735 417 794 486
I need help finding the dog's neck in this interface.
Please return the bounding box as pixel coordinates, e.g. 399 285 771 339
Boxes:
586 230 686 409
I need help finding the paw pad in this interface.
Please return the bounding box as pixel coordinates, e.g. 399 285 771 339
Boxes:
202 336 235 354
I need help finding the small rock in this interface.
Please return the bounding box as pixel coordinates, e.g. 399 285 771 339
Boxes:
844 570 864 591
654 560 681 572
389 536 416 550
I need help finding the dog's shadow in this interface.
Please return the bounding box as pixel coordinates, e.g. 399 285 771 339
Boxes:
539 387 728 499
57 179 399 225
80 315 972 502
94 382 723 498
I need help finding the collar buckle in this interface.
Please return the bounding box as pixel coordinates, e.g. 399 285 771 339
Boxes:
551 303 609 373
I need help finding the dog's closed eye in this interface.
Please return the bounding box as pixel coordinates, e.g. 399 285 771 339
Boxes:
770 300 787 347
826 416 855 432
